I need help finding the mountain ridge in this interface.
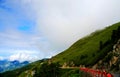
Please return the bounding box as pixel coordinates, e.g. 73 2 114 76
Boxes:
52 22 120 66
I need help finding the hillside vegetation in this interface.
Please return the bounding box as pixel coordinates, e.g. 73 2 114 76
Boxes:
52 22 120 66
1 22 120 77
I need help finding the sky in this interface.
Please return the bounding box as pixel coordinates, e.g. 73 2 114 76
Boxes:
0 0 120 62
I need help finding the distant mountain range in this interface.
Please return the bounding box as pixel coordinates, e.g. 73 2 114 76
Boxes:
0 60 29 73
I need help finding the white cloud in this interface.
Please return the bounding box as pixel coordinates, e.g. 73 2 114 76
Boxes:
8 50 40 62
27 0 120 51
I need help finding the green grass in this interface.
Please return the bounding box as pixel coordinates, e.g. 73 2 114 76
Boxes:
52 22 120 66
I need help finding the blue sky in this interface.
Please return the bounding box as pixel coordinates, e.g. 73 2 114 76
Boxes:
0 0 120 62
0 0 41 61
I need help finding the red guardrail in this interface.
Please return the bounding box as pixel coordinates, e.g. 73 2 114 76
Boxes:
80 68 113 77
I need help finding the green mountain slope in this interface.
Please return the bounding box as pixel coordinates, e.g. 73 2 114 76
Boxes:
52 22 120 66
1 22 120 77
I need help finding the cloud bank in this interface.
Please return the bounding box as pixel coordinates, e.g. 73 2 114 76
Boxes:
1 0 120 61
29 0 120 50
8 50 40 62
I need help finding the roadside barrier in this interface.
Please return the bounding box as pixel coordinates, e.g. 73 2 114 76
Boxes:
80 68 113 77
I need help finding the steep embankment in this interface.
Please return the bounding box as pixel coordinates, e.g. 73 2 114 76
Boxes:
95 39 120 72
52 22 120 66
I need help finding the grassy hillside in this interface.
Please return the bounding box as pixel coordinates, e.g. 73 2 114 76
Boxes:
52 22 120 66
1 22 120 77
